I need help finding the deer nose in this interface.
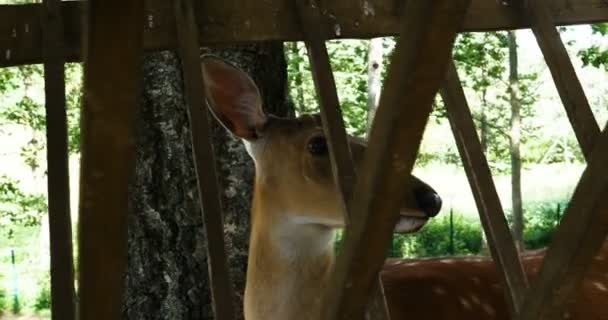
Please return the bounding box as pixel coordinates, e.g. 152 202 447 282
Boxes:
414 187 442 217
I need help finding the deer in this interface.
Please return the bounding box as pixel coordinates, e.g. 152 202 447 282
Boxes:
200 56 608 320
382 240 608 320
200 56 442 320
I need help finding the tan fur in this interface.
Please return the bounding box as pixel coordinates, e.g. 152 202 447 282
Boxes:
243 115 432 320
382 241 608 319
200 56 439 320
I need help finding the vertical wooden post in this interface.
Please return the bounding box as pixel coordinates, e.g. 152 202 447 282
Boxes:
173 0 236 318
78 1 144 319
41 0 75 319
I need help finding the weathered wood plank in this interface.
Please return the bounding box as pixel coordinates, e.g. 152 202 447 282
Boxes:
441 61 528 317
527 0 601 160
514 2 608 319
295 1 388 318
295 0 356 225
173 0 236 319
41 0 76 319
78 1 144 319
321 1 470 319
1 0 607 67
518 125 608 320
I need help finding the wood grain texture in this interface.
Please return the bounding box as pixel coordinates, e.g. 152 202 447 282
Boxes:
441 61 528 317
78 1 144 319
528 0 601 160
174 0 236 318
515 2 608 319
41 0 76 319
518 126 608 320
322 1 470 319
295 0 356 227
295 1 388 318
1 0 607 67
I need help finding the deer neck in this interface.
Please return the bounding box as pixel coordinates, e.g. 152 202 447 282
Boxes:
244 181 336 320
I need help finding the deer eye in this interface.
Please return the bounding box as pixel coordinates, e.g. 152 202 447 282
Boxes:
307 136 328 156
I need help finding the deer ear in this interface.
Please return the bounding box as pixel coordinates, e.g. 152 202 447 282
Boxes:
201 56 267 140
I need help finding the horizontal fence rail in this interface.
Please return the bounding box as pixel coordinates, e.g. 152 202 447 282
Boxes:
1 0 607 67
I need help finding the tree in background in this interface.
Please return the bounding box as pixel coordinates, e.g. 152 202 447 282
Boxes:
508 31 524 251
0 63 81 238
286 40 369 136
578 23 608 70
453 32 509 154
125 44 290 320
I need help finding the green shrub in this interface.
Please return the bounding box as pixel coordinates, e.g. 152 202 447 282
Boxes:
34 274 51 312
394 213 483 258
334 201 564 259
0 282 6 315
523 201 564 249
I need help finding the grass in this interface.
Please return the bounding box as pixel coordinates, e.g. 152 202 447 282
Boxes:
412 162 584 219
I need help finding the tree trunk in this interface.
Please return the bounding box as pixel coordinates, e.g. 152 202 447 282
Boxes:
508 30 524 251
480 89 489 154
125 43 290 320
366 37 383 135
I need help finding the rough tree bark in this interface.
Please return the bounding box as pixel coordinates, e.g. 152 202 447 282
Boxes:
124 43 290 320
508 30 524 251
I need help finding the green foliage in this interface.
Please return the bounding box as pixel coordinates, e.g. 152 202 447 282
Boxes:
394 214 483 257
451 32 540 168
453 32 508 91
0 275 6 315
335 199 565 259
522 201 565 249
286 40 375 137
33 274 51 312
578 23 608 70
0 63 82 171
0 176 47 238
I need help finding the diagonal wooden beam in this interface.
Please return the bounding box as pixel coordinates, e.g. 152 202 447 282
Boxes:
321 1 471 319
295 0 356 224
441 61 529 317
41 0 76 319
78 1 144 319
294 2 390 318
515 2 608 319
527 0 601 158
174 0 236 319
518 125 608 320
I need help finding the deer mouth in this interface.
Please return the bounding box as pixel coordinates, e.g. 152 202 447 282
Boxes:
394 209 429 233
